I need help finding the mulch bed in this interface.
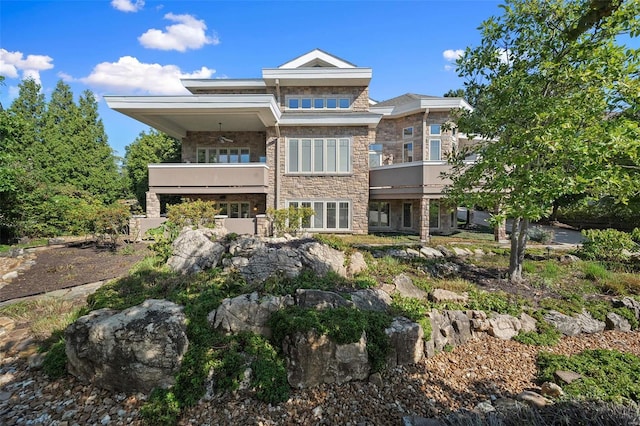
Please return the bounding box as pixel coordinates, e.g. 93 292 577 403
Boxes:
0 242 149 302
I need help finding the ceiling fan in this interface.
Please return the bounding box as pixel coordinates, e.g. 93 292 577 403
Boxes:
217 122 234 144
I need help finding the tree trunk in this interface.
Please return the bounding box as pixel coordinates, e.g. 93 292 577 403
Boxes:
508 217 529 283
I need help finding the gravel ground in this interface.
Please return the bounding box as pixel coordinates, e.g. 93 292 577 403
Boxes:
2 330 639 425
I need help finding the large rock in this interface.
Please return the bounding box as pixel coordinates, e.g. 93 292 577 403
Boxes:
385 317 424 367
487 314 522 340
348 251 368 276
605 312 631 332
167 228 226 274
65 299 188 393
209 292 294 338
613 297 640 321
239 246 304 284
394 274 428 300
228 236 265 257
295 289 353 310
351 289 392 312
544 309 605 336
299 241 347 277
429 289 468 304
282 330 369 388
428 310 474 354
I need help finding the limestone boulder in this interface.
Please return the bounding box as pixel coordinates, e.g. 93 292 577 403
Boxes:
228 236 265 257
167 228 226 274
348 251 368 276
65 299 188 393
385 317 424 367
295 289 354 310
605 312 631 332
487 314 522 340
613 297 640 321
282 330 369 388
209 292 294 338
394 274 428 300
299 241 347 278
544 309 605 336
238 246 303 284
429 289 468 304
350 289 392 312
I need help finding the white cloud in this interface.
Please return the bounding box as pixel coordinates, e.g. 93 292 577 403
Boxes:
443 49 464 62
111 0 144 13
0 49 54 84
139 13 219 52
497 48 512 64
80 56 215 95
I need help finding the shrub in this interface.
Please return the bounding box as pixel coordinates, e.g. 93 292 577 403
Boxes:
527 226 554 244
140 388 181 426
92 202 130 249
632 228 640 245
267 206 314 237
537 349 640 403
579 228 635 262
167 198 219 229
42 338 67 379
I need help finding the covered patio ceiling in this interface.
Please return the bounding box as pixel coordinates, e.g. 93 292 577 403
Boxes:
105 94 281 139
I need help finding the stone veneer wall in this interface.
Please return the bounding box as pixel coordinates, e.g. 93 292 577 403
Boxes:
272 125 373 234
182 131 267 163
376 111 458 163
276 86 370 112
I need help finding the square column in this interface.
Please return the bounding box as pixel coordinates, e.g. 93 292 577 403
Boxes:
419 196 430 243
146 192 160 218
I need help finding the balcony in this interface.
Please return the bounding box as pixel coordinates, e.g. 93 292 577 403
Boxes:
148 163 270 194
369 161 455 199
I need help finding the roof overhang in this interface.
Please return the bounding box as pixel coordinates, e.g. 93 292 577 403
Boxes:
279 112 383 128
262 68 372 87
181 79 266 94
105 94 281 139
373 98 473 118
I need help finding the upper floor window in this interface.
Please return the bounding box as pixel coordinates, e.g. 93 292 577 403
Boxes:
403 142 413 163
429 124 441 135
403 127 414 139
197 147 250 163
288 138 351 174
287 95 351 110
429 139 441 161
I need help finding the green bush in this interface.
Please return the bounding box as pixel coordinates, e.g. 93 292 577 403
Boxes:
267 206 314 237
390 294 432 338
527 226 554 244
42 338 67 379
631 228 640 245
537 349 640 403
579 228 636 262
140 388 181 426
167 198 219 229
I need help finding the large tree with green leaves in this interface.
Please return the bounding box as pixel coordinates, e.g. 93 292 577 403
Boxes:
446 0 640 282
124 129 181 210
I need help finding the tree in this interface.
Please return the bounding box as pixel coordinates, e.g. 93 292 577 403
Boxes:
443 88 465 98
123 129 181 209
446 0 640 282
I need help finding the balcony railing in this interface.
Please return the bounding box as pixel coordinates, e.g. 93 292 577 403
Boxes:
148 163 270 194
369 161 456 198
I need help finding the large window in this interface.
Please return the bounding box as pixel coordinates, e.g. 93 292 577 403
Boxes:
429 124 441 135
403 142 413 163
288 200 350 231
287 96 351 110
368 202 390 227
369 144 383 168
288 138 351 174
218 202 251 218
429 139 441 161
429 200 440 229
197 147 250 164
403 203 412 228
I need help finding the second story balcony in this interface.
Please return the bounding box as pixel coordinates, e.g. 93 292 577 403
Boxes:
369 161 457 199
148 163 270 194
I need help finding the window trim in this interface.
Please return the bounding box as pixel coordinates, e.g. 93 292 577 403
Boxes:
429 139 441 161
288 199 351 231
403 126 414 139
287 137 352 174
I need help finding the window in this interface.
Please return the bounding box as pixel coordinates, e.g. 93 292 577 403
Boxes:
286 95 351 110
430 124 441 135
429 139 441 161
288 138 351 174
450 209 457 229
197 148 250 164
403 203 412 228
288 200 350 231
429 200 440 228
403 127 414 138
403 142 413 163
369 144 383 167
369 202 390 227
218 202 251 218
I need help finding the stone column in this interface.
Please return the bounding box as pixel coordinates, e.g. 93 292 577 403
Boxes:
146 192 160 218
419 196 430 243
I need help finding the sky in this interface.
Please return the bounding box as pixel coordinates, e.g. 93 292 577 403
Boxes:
0 0 508 158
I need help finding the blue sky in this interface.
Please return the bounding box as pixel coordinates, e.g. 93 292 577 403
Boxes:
1 0 505 158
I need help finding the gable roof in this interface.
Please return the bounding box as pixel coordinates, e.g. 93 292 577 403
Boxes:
278 48 357 69
374 93 441 107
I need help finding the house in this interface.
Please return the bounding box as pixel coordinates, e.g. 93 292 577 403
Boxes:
105 49 473 241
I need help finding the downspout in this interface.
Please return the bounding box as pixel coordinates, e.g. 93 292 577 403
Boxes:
275 124 281 209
